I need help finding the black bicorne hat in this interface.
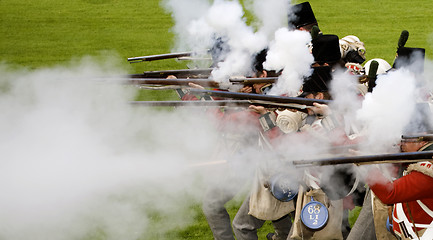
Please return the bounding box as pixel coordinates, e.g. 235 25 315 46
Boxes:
312 34 341 64
289 2 317 29
393 46 425 73
301 66 332 94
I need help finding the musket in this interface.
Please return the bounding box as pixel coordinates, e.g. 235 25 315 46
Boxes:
126 78 221 88
129 99 316 110
188 89 331 107
229 77 278 84
129 69 281 79
292 150 433 167
128 52 194 63
122 77 278 88
129 68 213 79
401 134 433 142
129 100 251 107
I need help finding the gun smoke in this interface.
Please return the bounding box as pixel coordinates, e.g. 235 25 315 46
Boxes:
2 0 432 239
1 49 432 240
162 0 298 83
0 58 253 240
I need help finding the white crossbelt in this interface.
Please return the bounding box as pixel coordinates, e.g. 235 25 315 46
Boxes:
394 201 433 240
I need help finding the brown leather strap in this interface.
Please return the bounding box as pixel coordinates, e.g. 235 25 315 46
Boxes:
406 202 420 239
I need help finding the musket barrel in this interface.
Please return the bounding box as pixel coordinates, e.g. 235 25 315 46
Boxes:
229 77 278 84
125 78 221 88
129 100 315 109
130 68 213 79
128 52 193 63
292 150 433 167
401 134 433 142
189 89 330 106
129 100 252 107
118 77 278 88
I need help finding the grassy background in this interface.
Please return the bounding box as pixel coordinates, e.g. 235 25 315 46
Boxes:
1 0 432 239
0 0 179 72
2 0 432 71
308 0 433 64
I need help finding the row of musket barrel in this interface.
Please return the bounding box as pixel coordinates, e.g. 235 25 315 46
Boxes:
112 49 433 167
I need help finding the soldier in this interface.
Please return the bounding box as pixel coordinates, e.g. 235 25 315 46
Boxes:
235 34 355 240
176 48 278 240
287 34 357 240
255 34 343 139
365 133 433 240
231 50 296 240
339 35 367 75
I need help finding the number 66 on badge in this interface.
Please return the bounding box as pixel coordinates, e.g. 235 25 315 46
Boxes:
301 196 329 230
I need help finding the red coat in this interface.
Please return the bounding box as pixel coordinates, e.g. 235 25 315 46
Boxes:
368 162 433 238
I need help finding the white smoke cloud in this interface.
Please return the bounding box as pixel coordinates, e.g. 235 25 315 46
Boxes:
356 69 418 152
245 0 290 39
328 69 364 138
329 70 363 112
0 57 262 240
425 58 433 86
206 0 268 81
264 28 313 96
161 0 212 53
162 0 290 82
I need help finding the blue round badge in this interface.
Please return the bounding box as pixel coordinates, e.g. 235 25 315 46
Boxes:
269 174 298 202
301 196 329 230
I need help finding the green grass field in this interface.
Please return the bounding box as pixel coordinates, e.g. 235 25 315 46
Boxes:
1 0 432 239
2 0 432 71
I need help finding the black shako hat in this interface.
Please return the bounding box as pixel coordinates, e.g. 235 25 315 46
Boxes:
312 34 341 64
289 2 317 29
301 66 332 94
252 48 268 73
393 46 425 73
